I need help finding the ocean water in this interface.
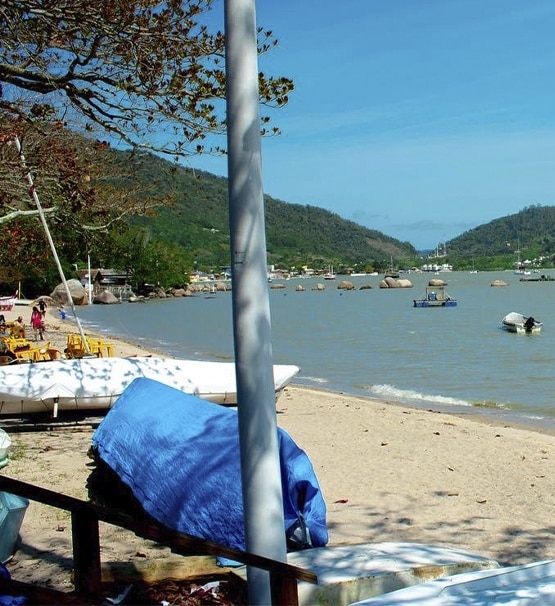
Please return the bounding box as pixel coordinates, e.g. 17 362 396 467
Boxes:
76 271 555 431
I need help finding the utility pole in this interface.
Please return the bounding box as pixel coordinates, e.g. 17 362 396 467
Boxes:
224 0 287 603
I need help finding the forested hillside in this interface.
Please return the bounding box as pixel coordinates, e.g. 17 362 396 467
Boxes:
447 205 555 269
123 151 418 272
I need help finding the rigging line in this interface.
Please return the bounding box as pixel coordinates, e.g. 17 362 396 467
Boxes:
14 135 93 356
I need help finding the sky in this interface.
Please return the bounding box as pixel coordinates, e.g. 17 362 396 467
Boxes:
189 1 555 250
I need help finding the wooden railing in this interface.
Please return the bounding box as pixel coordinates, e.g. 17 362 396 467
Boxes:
0 475 317 605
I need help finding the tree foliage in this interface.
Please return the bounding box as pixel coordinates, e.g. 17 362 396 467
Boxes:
0 122 176 276
0 0 293 287
0 0 293 156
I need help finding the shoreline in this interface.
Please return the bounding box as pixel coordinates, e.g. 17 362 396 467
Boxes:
5 300 555 440
1 301 555 590
288 383 555 438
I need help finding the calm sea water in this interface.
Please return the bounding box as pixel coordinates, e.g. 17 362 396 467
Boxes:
76 271 555 431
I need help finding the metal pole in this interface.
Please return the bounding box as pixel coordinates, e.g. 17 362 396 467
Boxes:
87 253 93 304
224 1 287 604
14 136 93 355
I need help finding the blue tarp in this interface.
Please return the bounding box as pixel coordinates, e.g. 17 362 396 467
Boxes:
91 378 328 551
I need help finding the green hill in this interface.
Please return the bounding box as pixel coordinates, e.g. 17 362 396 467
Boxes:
446 205 555 270
122 151 419 272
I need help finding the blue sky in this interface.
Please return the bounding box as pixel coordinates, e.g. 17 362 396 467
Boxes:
190 1 555 250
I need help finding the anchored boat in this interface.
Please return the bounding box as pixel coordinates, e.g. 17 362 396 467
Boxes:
413 285 457 308
501 312 542 334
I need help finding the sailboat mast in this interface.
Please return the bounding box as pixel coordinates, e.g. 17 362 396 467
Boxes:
14 136 92 355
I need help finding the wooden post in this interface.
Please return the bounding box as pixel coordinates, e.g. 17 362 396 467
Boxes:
71 506 102 596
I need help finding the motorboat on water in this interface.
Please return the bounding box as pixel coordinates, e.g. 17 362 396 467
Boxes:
413 285 457 308
501 312 542 334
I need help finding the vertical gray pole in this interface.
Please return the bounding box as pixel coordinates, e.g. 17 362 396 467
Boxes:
224 0 288 603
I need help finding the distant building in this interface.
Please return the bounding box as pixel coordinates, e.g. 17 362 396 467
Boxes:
75 268 134 301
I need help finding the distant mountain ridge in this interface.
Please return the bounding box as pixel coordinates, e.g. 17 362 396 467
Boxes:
122 150 418 271
112 150 555 271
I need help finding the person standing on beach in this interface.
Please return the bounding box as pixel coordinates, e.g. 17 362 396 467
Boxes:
30 306 44 341
38 298 47 317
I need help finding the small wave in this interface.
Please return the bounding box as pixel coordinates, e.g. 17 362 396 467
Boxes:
369 384 472 407
299 375 328 385
473 400 508 410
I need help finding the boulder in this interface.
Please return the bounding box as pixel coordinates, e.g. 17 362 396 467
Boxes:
379 277 413 289
295 285 305 292
491 280 508 287
338 280 355 290
50 279 87 306
313 283 325 291
93 290 120 305
359 284 373 290
428 278 446 286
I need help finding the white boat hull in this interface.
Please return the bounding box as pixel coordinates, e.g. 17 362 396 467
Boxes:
501 312 542 334
350 560 555 605
0 357 300 416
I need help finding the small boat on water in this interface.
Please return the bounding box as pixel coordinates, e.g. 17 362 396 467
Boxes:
323 265 336 280
501 312 542 334
520 274 555 282
0 357 300 417
413 285 457 308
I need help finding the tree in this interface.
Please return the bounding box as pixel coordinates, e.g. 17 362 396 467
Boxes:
0 122 177 287
0 0 292 291
0 0 293 156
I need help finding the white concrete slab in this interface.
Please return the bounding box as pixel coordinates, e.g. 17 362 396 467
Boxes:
350 559 555 605
234 542 498 606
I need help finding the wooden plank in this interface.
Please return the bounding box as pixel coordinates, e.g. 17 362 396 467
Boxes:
100 555 226 584
0 475 318 596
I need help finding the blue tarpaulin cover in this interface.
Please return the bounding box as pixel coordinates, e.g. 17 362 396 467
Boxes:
91 378 328 551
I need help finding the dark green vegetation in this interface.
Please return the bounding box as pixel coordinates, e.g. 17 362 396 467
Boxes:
4 143 555 296
126 151 419 274
446 205 555 271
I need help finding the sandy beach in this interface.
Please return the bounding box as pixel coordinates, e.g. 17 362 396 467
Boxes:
1 301 555 594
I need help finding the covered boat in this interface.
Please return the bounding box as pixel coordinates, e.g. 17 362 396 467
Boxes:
89 377 328 553
0 357 300 416
501 312 542 334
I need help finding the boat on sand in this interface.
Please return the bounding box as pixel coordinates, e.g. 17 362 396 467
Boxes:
0 294 17 312
350 559 555 605
0 357 300 417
